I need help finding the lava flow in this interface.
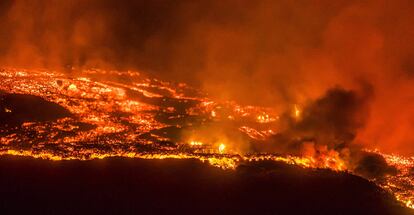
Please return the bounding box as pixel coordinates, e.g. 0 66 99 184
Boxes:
0 68 413 209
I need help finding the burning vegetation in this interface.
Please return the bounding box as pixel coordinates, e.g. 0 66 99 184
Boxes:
0 68 413 209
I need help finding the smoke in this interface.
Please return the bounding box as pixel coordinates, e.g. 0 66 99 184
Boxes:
1 0 414 154
252 87 371 155
290 87 371 149
354 152 398 179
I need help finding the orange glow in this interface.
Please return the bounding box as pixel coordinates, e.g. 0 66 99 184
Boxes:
190 141 203 146
218 144 226 154
0 68 413 209
1 1 414 210
293 104 301 119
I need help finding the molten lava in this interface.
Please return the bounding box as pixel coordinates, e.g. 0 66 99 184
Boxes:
0 68 413 209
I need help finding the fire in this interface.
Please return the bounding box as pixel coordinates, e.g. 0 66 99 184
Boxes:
67 84 78 91
0 68 413 209
218 143 226 154
211 110 216 117
190 141 203 146
364 149 414 209
293 104 301 119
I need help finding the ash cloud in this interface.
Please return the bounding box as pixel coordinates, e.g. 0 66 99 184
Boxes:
1 0 414 154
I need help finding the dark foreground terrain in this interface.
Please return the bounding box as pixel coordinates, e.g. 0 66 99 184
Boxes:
0 156 412 215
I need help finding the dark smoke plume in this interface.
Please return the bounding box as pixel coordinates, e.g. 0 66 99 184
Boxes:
255 87 371 155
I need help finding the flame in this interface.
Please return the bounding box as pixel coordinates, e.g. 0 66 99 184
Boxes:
211 110 216 117
293 104 301 119
67 84 78 91
190 141 203 146
218 143 226 154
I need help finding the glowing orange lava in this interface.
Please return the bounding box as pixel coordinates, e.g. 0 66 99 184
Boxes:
0 68 412 209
